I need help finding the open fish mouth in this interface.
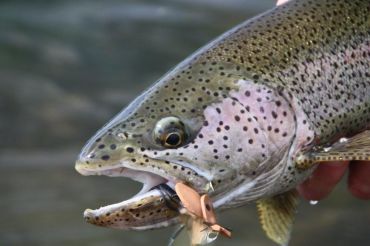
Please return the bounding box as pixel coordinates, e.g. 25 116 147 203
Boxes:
77 165 183 230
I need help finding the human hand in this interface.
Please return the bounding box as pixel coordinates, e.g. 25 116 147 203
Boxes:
298 162 370 200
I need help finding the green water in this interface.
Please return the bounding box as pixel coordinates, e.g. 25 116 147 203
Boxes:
1 0 369 245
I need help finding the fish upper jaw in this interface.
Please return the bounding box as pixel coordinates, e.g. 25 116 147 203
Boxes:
75 128 211 192
75 153 210 192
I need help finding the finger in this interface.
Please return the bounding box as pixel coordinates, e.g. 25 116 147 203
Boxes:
298 161 349 200
348 161 370 200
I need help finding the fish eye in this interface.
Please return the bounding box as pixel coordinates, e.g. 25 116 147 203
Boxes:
153 116 187 148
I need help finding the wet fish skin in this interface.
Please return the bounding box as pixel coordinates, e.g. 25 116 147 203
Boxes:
75 0 370 235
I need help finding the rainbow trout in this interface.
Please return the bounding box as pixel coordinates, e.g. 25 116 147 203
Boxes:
75 0 370 244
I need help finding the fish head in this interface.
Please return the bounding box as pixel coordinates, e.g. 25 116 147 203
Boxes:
75 38 314 229
75 57 245 230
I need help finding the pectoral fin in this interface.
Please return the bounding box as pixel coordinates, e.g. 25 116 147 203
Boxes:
296 130 370 169
256 189 299 246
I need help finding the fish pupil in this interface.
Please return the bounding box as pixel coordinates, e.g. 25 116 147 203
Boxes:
165 132 181 147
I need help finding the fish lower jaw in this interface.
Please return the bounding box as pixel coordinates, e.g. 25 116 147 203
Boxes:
83 182 181 230
79 164 182 230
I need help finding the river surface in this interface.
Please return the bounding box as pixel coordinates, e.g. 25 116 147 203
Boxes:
1 0 369 245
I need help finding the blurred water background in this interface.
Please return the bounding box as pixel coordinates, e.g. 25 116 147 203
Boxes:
1 0 369 245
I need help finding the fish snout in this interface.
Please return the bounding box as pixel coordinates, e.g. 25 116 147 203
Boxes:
75 133 134 175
